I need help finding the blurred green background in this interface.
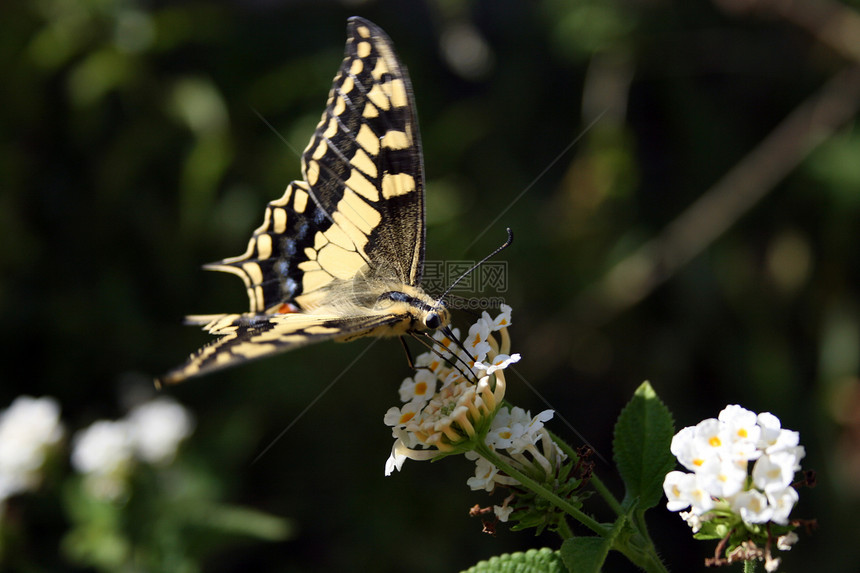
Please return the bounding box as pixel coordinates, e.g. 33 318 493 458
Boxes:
2 0 859 571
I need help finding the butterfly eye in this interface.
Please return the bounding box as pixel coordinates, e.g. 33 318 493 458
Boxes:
424 312 442 330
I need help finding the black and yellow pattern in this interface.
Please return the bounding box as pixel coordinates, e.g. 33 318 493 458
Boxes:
158 17 449 386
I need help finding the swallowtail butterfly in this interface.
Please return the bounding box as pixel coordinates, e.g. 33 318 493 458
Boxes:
159 17 453 385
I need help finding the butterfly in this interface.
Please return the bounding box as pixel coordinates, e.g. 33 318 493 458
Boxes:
158 17 453 386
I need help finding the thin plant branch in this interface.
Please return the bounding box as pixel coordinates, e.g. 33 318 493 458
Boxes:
575 63 860 325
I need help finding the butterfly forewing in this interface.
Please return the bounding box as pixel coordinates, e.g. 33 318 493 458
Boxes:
301 18 425 286
158 18 436 386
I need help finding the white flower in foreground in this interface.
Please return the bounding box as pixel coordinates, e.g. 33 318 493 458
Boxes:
662 470 715 515
731 489 773 524
697 456 747 498
398 370 437 405
663 470 696 512
0 396 64 501
752 451 802 494
127 397 194 465
719 405 761 445
664 405 807 567
384 399 424 429
464 319 492 363
474 353 521 376
767 486 799 526
384 307 514 474
72 419 134 500
466 455 501 492
485 406 552 455
485 304 512 330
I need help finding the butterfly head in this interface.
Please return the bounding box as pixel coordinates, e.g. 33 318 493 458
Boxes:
422 301 451 332
375 287 450 333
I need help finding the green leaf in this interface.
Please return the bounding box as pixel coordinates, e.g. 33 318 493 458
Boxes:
185 504 294 541
560 537 612 573
613 381 675 510
461 548 565 573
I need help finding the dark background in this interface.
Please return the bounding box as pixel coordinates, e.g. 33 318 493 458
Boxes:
2 0 859 571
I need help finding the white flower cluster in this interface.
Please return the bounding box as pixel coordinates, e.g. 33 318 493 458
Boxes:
384 305 520 475
466 406 563 522
72 396 194 500
0 396 64 507
664 405 805 527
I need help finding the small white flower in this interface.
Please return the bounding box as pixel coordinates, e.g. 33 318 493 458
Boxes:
431 327 460 358
693 418 730 460
776 531 799 551
752 452 798 494
398 369 437 404
475 353 521 375
485 304 512 331
71 419 135 500
756 412 783 450
466 455 499 492
663 471 715 514
384 436 411 476
484 406 551 454
126 397 194 465
767 486 799 526
383 399 424 429
719 405 762 461
731 489 773 524
669 426 700 471
0 396 64 501
764 555 781 572
663 471 695 512
465 320 492 363
493 503 513 522
697 457 747 498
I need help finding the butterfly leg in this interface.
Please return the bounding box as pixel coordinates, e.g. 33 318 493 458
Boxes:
399 336 419 370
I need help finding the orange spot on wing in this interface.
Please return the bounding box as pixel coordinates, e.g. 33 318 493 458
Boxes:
275 302 300 314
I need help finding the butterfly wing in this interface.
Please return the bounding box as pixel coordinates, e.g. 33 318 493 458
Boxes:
302 17 425 287
158 18 427 385
157 311 412 386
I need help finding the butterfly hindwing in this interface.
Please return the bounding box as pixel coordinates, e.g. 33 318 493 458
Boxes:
204 181 327 314
158 17 435 386
160 312 413 383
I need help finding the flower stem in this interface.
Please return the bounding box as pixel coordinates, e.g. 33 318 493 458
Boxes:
475 442 608 537
556 516 574 539
487 434 670 573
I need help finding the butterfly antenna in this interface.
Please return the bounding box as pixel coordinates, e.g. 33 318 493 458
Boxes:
438 325 476 369
407 331 476 382
436 228 513 306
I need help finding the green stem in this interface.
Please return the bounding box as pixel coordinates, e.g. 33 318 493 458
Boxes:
475 442 608 537
744 560 758 573
482 436 670 573
556 517 574 540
